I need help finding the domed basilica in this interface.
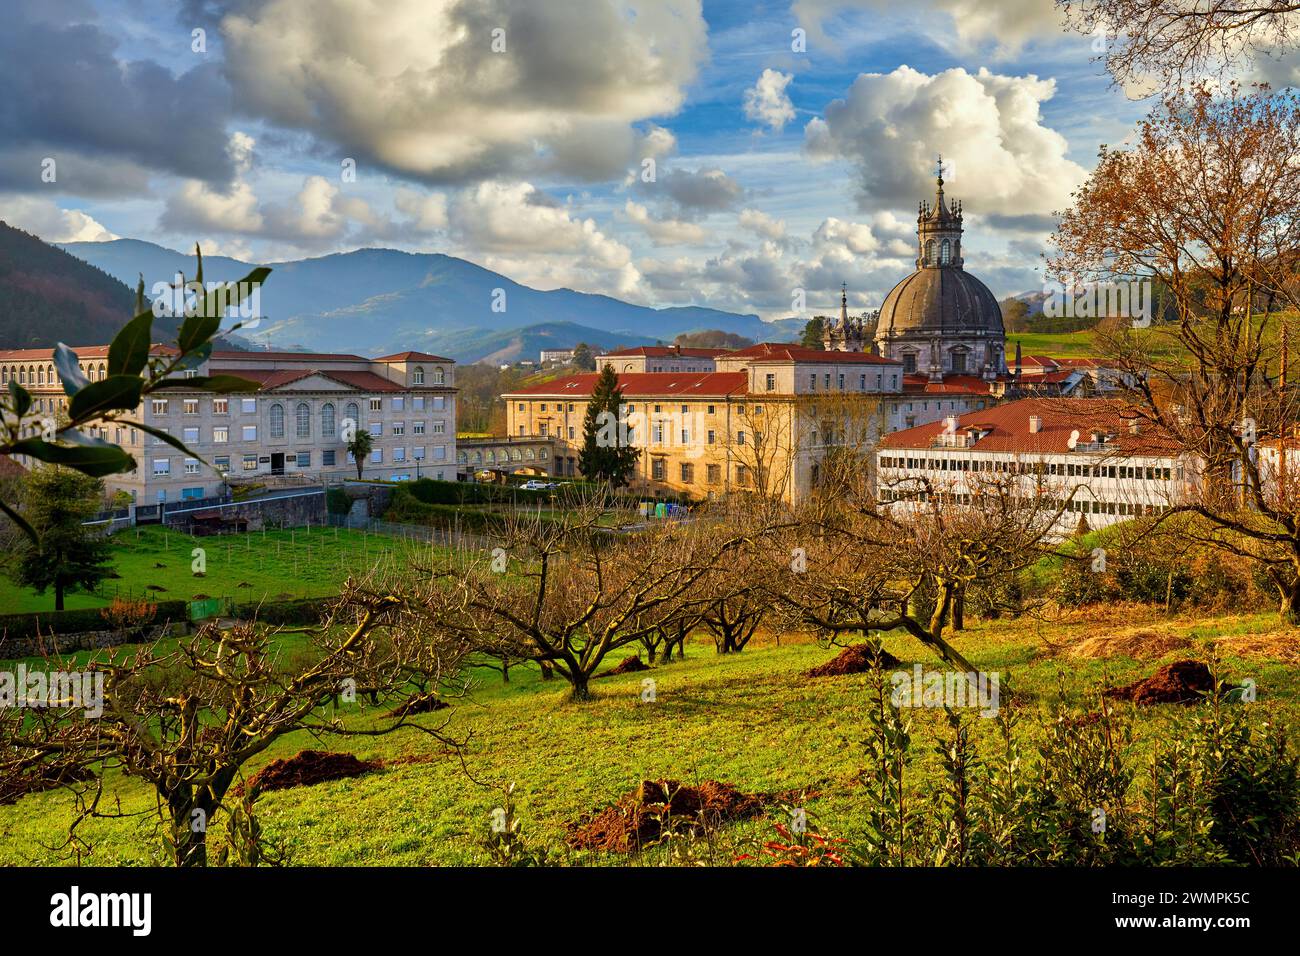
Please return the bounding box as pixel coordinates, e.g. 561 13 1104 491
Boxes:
821 163 1007 384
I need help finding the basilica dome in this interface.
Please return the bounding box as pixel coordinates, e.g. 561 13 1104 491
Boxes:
876 266 1003 337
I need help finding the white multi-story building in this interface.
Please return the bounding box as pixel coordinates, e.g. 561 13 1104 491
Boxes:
595 345 727 374
877 398 1193 533
0 346 457 504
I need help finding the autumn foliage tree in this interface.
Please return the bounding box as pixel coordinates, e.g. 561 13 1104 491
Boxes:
1050 83 1300 623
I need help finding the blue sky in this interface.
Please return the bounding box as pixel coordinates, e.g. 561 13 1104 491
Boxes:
0 0 1152 320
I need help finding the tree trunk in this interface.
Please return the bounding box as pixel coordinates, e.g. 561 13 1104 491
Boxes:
953 588 964 631
55 582 65 612
1280 583 1300 627
168 793 209 867
538 659 553 681
569 670 592 702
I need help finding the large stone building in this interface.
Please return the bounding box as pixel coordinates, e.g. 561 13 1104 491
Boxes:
0 346 457 504
874 166 1009 383
877 398 1190 534
504 347 904 502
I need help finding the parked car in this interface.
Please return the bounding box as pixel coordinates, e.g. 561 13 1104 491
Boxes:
519 480 559 491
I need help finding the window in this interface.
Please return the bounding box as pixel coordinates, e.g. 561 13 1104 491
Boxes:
243 454 258 471
369 422 382 437
413 366 425 385
241 398 257 413
183 399 199 415
392 422 405 436
737 431 746 445
413 446 425 460
269 403 285 438
431 367 445 385
765 373 776 391
345 402 359 430
707 405 715 415
540 404 547 412
242 425 257 441
296 403 311 438
152 458 170 476
413 396 425 410
184 458 200 475
153 428 170 445
370 448 382 463
903 354 917 375
151 399 169 415
296 452 311 467
393 447 406 462
736 464 750 486
323 450 336 466
940 238 952 265
652 458 666 480
680 462 694 483
414 421 426 435
707 464 721 484
369 397 382 412
322 403 335 437
393 397 405 411
183 427 200 443
213 398 228 415
951 352 966 374
214 456 230 472
568 426 575 439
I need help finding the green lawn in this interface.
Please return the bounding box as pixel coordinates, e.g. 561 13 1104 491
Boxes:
0 525 448 614
2 605 1296 866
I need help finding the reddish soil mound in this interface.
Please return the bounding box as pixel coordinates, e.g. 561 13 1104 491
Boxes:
595 655 650 678
386 693 449 718
240 750 382 798
0 764 93 806
568 779 769 852
805 643 901 677
1104 660 1214 706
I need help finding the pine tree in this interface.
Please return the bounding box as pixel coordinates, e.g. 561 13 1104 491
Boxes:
578 365 640 486
800 316 825 348
10 468 113 611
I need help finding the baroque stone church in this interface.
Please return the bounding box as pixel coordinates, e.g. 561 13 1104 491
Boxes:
822 164 1007 383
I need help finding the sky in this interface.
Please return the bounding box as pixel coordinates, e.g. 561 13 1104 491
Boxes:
0 0 1160 320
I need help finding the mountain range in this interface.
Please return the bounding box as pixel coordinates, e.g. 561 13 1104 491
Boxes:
58 239 804 363
0 221 148 348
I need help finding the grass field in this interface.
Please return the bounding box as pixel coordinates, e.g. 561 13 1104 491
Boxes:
0 525 450 614
2 604 1296 866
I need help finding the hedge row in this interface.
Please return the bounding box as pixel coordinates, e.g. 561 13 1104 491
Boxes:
0 601 191 641
0 596 328 641
401 477 693 507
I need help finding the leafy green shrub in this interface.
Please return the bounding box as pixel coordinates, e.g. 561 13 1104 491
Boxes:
325 487 352 515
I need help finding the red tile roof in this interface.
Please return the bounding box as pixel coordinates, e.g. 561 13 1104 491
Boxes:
880 398 1180 456
902 374 996 395
372 351 454 363
0 344 178 361
724 343 901 365
209 349 368 362
505 371 749 399
208 367 408 393
598 345 728 359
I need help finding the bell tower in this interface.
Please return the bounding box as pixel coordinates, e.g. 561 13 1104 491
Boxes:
917 156 963 271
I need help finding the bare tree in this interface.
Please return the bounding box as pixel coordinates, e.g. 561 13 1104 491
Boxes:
1051 83 1300 622
1061 0 1300 90
418 501 762 700
0 582 471 866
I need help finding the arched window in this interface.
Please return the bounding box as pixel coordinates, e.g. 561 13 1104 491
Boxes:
925 239 935 265
432 366 445 385
413 366 425 385
322 403 336 437
457 451 467 464
98 362 106 380
37 367 45 385
269 403 285 438
296 402 311 438
18 367 26 385
345 402 359 433
940 238 952 265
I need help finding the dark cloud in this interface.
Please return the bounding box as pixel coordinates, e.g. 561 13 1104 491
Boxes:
0 8 236 192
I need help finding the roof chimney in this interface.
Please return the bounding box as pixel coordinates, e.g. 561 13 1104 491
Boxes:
1129 419 1140 435
1028 414 1041 434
